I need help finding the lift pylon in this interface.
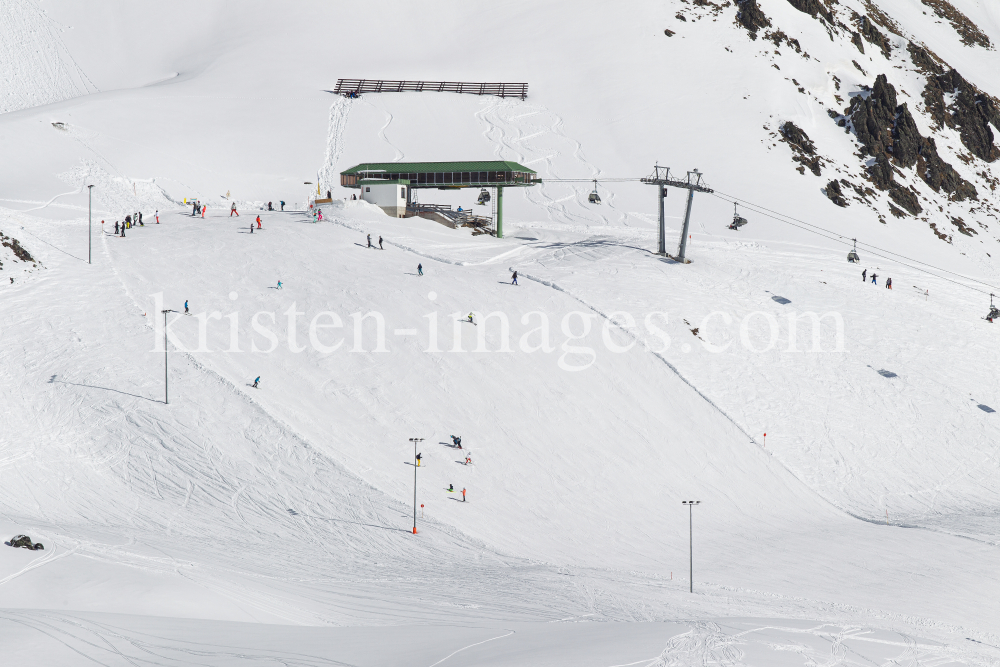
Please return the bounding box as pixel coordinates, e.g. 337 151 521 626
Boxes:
641 165 714 263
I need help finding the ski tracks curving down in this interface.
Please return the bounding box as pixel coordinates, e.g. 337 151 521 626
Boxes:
476 98 631 229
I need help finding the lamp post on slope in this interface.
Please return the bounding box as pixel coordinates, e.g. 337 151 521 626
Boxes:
409 437 424 534
162 309 175 404
682 500 700 593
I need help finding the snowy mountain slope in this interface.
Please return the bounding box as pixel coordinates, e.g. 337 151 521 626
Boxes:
2 0 1000 663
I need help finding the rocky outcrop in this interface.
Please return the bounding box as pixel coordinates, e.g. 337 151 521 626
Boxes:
919 0 991 49
858 15 892 58
735 0 771 38
889 182 922 214
917 136 978 200
786 0 833 23
851 32 865 54
825 180 849 206
848 74 977 203
780 121 823 175
907 42 944 75
0 231 34 264
923 69 1000 162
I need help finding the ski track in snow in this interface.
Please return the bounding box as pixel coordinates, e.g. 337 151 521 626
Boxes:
475 99 632 229
318 96 352 195
0 0 98 114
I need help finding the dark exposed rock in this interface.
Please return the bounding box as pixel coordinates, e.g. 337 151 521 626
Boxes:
851 31 865 54
780 121 823 175
949 215 976 236
780 121 816 154
664 28 676 36
0 232 34 263
735 0 771 39
889 182 922 214
825 180 849 206
676 13 687 21
848 74 978 199
923 69 1000 161
917 136 978 200
862 0 902 35
849 74 896 163
786 0 833 23
888 203 907 218
891 104 921 168
869 153 894 190
858 15 892 58
919 0 991 48
764 30 802 52
907 42 944 75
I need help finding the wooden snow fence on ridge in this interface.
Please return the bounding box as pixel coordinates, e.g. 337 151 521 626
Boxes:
331 79 528 99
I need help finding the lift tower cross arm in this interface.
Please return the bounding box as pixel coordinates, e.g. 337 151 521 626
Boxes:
641 166 713 263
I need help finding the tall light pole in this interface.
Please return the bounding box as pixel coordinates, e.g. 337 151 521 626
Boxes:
87 185 94 264
409 437 424 534
162 309 175 404
682 500 700 592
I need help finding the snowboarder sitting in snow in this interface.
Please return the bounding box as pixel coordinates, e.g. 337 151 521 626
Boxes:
447 484 454 492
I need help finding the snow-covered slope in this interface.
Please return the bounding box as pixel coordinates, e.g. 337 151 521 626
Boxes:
2 0 1000 664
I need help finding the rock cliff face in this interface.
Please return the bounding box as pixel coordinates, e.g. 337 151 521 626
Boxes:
847 74 977 205
685 0 998 241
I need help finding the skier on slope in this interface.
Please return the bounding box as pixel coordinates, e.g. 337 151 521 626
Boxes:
202 205 207 219
114 221 119 235
317 209 323 221
462 488 466 502
155 209 159 224
886 277 892 290
451 435 462 449
862 269 867 282
253 376 260 388
277 280 283 290
231 203 239 217
378 236 383 250
184 300 189 314
250 222 254 234
467 313 474 324
367 234 372 248
280 201 285 211
417 263 423 276
256 215 262 229
871 273 878 285
192 202 197 216
511 270 518 286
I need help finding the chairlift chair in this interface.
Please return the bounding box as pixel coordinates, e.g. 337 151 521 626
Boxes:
987 294 1000 322
847 238 860 263
728 203 748 230
476 188 491 206
588 180 601 205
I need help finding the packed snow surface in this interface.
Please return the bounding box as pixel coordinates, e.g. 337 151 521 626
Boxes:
1 0 999 664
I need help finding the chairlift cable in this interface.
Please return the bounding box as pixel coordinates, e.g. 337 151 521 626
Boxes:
707 190 1000 296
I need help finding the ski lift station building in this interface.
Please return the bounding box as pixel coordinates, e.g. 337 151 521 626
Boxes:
340 161 538 237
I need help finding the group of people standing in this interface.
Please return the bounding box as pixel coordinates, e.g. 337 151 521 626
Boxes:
862 269 892 289
111 210 158 237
